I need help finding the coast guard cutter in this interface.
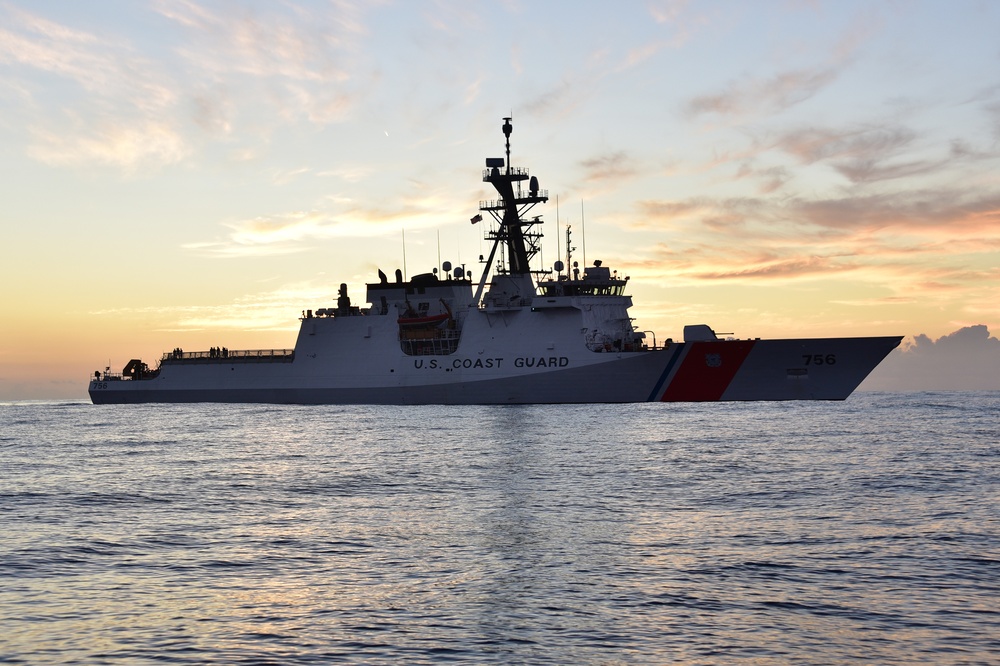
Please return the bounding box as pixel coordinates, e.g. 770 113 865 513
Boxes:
89 118 901 404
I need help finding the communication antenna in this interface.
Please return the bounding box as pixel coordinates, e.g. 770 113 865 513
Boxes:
565 224 574 271
555 195 561 277
538 227 543 274
581 200 587 270
401 228 407 281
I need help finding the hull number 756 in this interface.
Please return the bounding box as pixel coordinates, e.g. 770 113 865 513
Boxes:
803 354 837 365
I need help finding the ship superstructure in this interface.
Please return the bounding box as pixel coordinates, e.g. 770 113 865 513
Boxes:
89 119 901 404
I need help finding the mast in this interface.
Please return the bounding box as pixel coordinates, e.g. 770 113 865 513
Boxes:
478 117 549 281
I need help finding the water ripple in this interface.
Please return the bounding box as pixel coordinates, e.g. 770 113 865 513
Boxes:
0 392 997 664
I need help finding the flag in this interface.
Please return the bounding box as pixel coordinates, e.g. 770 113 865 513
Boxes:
470 213 483 224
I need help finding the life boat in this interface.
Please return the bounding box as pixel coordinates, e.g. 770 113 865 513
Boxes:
397 312 451 328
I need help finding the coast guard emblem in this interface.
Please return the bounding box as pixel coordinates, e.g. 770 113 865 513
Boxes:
705 353 722 368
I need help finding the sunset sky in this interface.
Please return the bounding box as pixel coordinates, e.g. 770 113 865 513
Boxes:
2 0 999 399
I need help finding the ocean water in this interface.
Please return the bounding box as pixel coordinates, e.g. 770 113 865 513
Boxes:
1 393 997 665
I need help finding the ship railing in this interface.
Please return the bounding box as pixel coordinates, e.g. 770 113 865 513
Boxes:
479 191 549 210
400 336 461 356
161 349 295 362
482 166 530 181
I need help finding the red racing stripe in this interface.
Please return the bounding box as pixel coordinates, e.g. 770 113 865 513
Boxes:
660 340 757 401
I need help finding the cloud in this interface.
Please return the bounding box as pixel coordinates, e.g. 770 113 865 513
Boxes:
636 198 717 223
989 102 1000 141
317 166 374 183
625 187 1000 295
90 280 337 331
184 210 346 257
682 8 876 124
0 7 165 98
832 157 948 184
862 325 1000 391
648 0 689 24
191 91 234 134
735 162 791 194
616 41 667 72
153 0 369 125
172 280 336 331
1 1 378 169
0 5 186 169
775 125 916 165
185 190 464 257
579 151 638 184
768 123 976 185
27 119 188 169
637 187 1000 238
521 77 590 122
154 0 354 81
270 167 311 186
790 190 1000 235
646 0 714 49
691 255 851 281
685 66 840 120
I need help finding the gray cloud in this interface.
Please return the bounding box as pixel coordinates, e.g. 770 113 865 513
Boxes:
862 325 1000 391
579 151 638 183
685 66 840 120
775 125 916 164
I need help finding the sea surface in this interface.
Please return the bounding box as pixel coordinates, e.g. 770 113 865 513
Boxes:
1 392 997 665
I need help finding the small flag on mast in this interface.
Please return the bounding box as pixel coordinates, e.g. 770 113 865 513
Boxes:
470 213 483 224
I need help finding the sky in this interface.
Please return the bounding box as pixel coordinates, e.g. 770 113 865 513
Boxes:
1 0 999 400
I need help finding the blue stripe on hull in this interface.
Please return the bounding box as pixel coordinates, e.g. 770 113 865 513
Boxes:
645 344 686 401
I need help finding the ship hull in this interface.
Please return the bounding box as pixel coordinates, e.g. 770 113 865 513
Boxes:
89 335 901 405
